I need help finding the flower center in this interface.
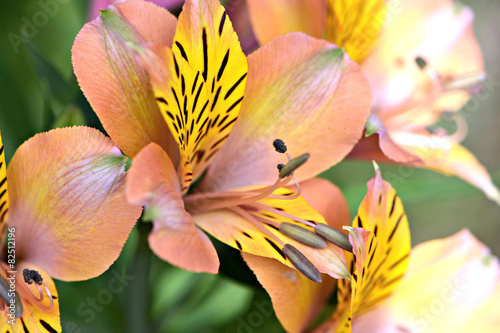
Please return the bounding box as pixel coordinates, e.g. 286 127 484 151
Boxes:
184 139 352 282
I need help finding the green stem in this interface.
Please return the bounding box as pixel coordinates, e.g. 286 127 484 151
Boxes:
126 221 155 333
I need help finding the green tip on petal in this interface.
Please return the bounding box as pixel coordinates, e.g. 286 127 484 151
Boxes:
100 8 139 43
279 153 310 178
315 224 353 252
283 244 322 283
279 222 327 249
142 204 161 222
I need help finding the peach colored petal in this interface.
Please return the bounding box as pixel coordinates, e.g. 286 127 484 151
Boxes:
422 144 500 204
347 133 398 164
7 127 141 281
246 0 325 46
353 230 500 333
126 143 219 273
0 263 61 332
73 1 179 159
203 33 371 192
243 253 335 333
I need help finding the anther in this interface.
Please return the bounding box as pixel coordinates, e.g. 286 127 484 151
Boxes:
277 163 285 171
282 244 322 283
279 223 327 249
415 56 427 70
279 153 310 178
273 139 287 153
23 269 43 285
314 224 353 252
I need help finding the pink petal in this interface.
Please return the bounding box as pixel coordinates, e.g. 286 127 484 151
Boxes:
126 143 220 273
8 127 142 281
73 1 179 159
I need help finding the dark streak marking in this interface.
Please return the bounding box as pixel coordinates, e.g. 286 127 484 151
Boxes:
40 320 58 333
368 236 374 254
0 145 4 156
193 82 204 114
373 225 378 236
175 41 189 62
388 214 404 242
211 115 220 128
204 149 219 162
172 122 179 134
191 72 200 95
388 253 409 271
217 49 229 81
171 87 181 112
264 237 286 260
175 115 183 131
173 54 180 78
181 74 186 96
196 100 209 124
224 73 247 100
219 117 237 132
235 240 242 250
389 194 397 217
367 243 377 268
357 216 363 228
202 28 208 81
225 96 244 114
219 11 227 36
265 223 279 231
211 86 222 111
242 232 252 239
0 209 8 222
217 114 229 127
211 77 215 94
166 111 175 121
0 189 6 201
21 318 28 333
156 97 168 105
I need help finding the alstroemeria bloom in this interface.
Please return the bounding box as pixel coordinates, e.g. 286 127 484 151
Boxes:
245 0 500 204
72 0 372 280
245 167 500 332
0 127 141 332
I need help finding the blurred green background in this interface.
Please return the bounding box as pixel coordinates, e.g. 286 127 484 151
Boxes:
0 0 499 332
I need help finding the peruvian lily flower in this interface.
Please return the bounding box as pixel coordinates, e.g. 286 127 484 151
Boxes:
245 166 500 332
0 127 141 332
245 0 500 204
72 0 372 280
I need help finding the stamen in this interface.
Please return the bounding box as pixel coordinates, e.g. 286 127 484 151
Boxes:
279 223 327 249
250 203 316 227
282 244 322 283
415 56 427 70
34 283 44 302
279 153 310 178
314 224 353 252
44 284 54 310
23 269 43 285
273 139 287 153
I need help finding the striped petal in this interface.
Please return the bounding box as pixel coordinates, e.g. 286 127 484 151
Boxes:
353 230 500 333
0 133 9 239
73 1 178 158
0 263 61 333
126 143 220 273
193 186 350 279
7 127 142 281
203 33 371 192
241 178 348 333
327 166 411 332
246 0 325 45
139 0 248 193
325 0 386 63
